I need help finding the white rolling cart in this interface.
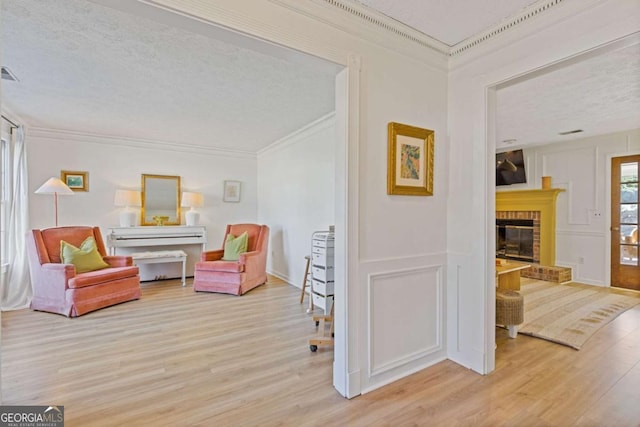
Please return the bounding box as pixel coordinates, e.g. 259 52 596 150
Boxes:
309 230 334 314
308 229 335 352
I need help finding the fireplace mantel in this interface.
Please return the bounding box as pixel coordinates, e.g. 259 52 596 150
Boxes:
496 189 564 266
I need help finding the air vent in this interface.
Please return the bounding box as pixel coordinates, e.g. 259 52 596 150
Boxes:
1 66 19 82
558 129 583 135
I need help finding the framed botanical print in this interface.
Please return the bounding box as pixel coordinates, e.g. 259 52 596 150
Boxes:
387 122 434 196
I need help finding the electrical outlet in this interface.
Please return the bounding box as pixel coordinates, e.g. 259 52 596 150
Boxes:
589 209 602 218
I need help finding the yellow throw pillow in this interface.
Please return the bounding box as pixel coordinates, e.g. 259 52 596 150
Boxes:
222 231 248 261
60 237 110 273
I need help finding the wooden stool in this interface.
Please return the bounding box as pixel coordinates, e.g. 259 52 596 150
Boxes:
299 255 312 307
496 290 524 338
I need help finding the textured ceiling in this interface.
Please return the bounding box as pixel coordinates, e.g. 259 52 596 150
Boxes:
496 42 640 150
1 1 638 154
356 0 540 45
1 0 340 153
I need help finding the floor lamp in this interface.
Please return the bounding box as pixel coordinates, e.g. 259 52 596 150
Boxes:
35 177 74 226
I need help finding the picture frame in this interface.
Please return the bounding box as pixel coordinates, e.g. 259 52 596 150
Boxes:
387 122 434 196
61 170 89 192
223 180 241 202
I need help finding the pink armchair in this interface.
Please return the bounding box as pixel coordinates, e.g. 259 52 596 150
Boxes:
26 226 141 317
194 224 269 295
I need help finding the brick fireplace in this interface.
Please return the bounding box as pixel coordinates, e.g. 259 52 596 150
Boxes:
495 189 563 266
496 211 540 263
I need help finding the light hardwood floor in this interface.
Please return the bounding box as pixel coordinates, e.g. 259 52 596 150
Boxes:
3 276 640 426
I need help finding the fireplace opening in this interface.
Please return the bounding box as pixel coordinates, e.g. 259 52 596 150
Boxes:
496 219 534 261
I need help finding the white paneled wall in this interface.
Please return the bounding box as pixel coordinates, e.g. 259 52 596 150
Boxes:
366 262 444 383
498 129 640 285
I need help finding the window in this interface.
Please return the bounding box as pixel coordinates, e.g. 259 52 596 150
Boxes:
1 137 8 267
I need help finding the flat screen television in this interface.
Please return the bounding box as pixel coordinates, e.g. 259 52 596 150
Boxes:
496 149 526 186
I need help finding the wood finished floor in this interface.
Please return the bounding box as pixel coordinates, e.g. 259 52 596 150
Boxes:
3 276 640 426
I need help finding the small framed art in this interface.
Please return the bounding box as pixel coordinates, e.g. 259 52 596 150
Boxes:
387 122 434 196
223 180 241 202
61 170 89 192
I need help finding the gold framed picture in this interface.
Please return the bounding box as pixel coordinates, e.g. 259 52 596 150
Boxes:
61 170 89 192
387 122 434 196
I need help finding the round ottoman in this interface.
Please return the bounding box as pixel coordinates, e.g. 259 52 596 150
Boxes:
496 290 524 338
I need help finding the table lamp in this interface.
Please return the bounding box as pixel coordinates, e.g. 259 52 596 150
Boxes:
35 177 74 226
181 192 203 226
114 189 141 227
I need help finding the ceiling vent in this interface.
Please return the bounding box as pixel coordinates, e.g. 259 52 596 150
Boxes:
1 66 19 82
558 129 583 135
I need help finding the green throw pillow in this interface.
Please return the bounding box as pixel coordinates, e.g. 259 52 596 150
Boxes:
222 231 248 261
60 236 110 273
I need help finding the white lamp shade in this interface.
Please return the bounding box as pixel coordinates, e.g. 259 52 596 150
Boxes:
181 192 203 208
35 177 74 195
114 189 141 207
181 192 203 226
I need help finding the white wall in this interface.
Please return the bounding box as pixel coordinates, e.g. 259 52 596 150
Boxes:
27 128 258 278
498 129 640 286
146 0 450 396
257 113 336 288
447 0 640 373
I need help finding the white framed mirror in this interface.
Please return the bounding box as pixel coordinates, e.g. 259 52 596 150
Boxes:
141 174 181 226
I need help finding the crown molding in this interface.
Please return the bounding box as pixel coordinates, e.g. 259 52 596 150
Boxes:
449 0 567 56
268 0 448 70
257 112 335 157
310 0 449 55
310 0 572 58
28 127 257 159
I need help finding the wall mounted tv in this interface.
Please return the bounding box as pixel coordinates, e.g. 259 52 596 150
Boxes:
496 149 526 186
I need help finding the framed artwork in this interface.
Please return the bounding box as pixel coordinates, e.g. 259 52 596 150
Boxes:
223 180 241 202
387 122 434 196
61 170 89 192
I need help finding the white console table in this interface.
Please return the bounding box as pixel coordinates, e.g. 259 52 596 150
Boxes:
106 226 207 255
106 226 206 282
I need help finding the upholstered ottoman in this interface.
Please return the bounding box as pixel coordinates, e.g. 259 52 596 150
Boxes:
496 290 524 338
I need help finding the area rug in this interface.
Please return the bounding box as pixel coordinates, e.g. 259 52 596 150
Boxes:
517 279 640 350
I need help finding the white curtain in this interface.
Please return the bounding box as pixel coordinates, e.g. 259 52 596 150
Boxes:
2 125 31 310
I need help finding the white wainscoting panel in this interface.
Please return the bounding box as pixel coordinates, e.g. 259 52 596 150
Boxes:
556 231 607 285
368 265 443 377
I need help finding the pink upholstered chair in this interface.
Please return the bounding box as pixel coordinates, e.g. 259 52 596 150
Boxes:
194 224 269 295
26 226 141 317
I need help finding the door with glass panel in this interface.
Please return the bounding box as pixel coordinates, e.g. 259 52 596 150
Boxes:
611 155 639 290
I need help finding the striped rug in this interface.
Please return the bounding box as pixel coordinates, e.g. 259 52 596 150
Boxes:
517 278 640 349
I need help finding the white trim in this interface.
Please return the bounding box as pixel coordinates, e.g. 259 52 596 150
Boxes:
556 229 606 237
313 0 449 55
367 265 443 377
28 127 256 159
257 112 336 157
269 0 448 71
450 0 568 56
361 251 449 266
295 0 571 58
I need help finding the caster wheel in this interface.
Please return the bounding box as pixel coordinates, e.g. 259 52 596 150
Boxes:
332 333 334 338
315 321 320 326
310 345 318 352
